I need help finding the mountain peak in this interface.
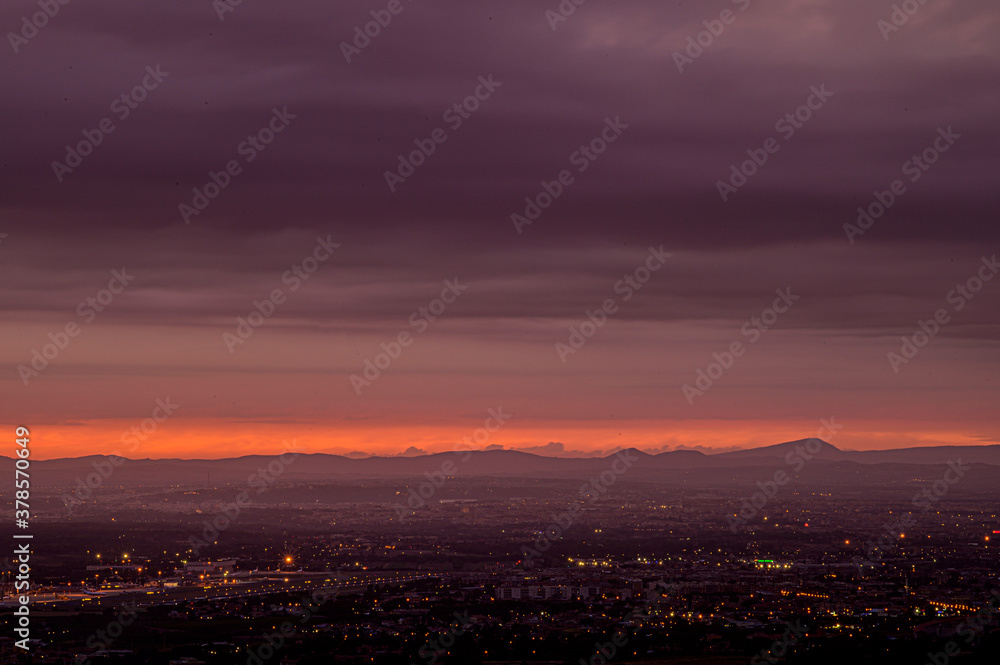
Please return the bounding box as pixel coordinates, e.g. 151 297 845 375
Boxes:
783 437 839 451
713 438 842 459
607 447 651 459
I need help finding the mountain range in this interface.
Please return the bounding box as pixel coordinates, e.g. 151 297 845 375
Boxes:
8 438 1000 488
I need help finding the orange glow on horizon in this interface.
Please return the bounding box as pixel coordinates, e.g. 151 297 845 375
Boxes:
13 419 992 460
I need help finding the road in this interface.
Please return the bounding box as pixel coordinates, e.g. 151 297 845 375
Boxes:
21 571 429 611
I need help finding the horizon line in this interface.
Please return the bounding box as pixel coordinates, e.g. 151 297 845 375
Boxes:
9 438 1000 463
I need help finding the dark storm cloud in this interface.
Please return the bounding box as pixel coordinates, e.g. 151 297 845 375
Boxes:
1 0 998 335
4 227 998 345
2 0 997 245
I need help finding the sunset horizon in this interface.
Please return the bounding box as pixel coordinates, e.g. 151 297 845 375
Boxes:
16 419 1000 461
2 1 999 662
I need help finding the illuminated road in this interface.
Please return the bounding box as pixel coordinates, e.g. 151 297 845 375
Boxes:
25 571 429 610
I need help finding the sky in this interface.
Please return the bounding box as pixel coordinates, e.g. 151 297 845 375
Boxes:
2 0 999 460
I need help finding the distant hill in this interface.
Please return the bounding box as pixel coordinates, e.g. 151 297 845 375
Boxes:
714 438 843 460
4 438 999 488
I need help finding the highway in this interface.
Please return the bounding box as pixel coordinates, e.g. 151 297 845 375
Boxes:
21 571 429 611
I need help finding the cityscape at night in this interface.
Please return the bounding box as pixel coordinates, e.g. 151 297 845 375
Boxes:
2 0 999 663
